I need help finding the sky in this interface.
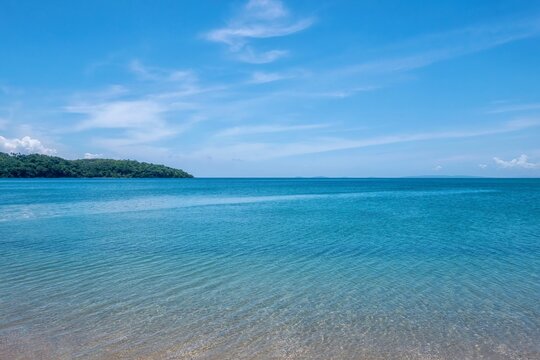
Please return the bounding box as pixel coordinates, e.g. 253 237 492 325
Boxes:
1 0 540 177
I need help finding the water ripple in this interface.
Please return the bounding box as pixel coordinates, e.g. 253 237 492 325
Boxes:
0 179 538 359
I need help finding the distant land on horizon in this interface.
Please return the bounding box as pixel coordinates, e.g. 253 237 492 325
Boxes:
0 152 193 178
293 175 488 179
401 175 486 179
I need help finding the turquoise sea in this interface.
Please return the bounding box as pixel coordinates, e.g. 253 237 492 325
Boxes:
0 178 539 359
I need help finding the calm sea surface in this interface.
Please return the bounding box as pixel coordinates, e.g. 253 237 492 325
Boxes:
0 178 539 359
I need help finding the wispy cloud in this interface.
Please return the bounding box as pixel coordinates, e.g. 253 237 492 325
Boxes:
215 123 327 137
65 99 180 149
248 70 305 83
341 16 540 76
486 102 540 114
0 135 56 155
249 71 289 84
0 84 24 96
68 100 167 130
64 60 212 150
129 60 195 83
493 154 538 168
238 49 289 64
70 85 130 104
306 86 379 99
194 119 540 160
205 0 314 63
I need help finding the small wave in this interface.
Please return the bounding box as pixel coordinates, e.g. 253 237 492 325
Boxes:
0 189 495 222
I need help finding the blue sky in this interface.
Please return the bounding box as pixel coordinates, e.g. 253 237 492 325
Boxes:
1 0 540 177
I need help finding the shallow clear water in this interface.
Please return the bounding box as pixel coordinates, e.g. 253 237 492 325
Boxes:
0 178 539 359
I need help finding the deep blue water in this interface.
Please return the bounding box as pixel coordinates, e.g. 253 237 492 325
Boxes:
0 178 539 359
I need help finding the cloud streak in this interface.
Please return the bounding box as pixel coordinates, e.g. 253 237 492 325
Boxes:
248 70 304 83
215 123 328 137
487 102 540 114
341 16 540 76
129 60 195 83
194 119 540 160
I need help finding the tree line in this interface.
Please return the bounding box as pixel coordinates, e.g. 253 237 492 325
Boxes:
0 152 193 178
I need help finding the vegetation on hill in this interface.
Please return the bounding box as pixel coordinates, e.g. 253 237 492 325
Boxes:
0 152 193 178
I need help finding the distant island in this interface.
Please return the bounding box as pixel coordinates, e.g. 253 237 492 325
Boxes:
0 152 193 178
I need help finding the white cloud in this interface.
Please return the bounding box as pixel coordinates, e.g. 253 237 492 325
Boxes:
129 60 195 83
486 102 540 114
84 152 103 159
205 0 314 63
0 135 56 155
479 164 488 169
434 165 443 171
249 70 295 83
215 123 327 137
237 49 289 64
493 154 538 169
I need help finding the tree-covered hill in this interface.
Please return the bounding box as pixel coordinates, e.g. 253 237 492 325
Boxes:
0 152 193 178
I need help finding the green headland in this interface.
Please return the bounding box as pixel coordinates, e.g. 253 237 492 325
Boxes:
0 152 193 178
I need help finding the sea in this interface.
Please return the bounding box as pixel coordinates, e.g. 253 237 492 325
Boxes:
0 178 539 359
